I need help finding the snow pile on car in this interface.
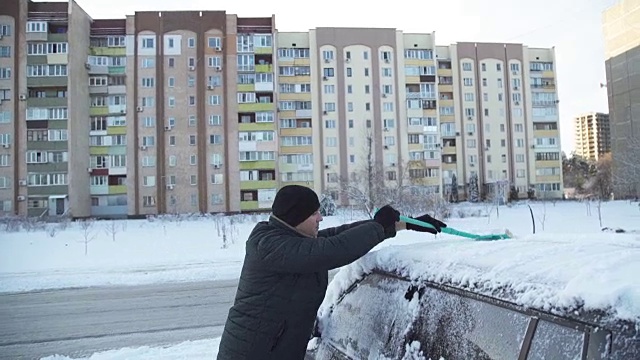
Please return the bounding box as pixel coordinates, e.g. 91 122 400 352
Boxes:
319 233 640 328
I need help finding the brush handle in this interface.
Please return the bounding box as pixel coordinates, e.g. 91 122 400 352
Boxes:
374 208 509 240
400 215 510 240
399 215 482 239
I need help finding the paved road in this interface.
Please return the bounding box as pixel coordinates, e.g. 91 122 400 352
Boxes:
0 280 238 359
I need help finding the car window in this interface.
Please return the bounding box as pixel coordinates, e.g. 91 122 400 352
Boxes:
410 285 530 359
527 320 583 359
320 273 419 359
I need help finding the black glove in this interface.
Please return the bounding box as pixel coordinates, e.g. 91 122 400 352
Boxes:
374 205 400 238
406 213 447 235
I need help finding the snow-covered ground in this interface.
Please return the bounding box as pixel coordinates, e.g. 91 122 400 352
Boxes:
2 200 639 359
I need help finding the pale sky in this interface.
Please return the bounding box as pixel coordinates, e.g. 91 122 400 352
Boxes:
68 0 618 155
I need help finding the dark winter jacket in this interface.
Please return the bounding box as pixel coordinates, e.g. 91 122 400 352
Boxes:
216 216 387 360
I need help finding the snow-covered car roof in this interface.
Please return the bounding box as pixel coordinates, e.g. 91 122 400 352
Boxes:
320 234 640 327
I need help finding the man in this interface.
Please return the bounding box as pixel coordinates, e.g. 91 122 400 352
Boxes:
217 185 446 359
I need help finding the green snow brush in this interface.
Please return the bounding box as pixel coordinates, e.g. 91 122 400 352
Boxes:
400 215 513 241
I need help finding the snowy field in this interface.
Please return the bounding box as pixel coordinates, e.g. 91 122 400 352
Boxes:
1 200 639 359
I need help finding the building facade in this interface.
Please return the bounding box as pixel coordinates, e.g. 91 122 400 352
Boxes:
574 112 611 162
602 0 640 197
1 0 92 218
0 0 564 218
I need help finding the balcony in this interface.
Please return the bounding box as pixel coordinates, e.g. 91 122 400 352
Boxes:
27 97 67 107
47 54 68 65
90 106 109 116
240 180 277 190
238 122 275 132
26 161 68 173
238 65 255 72
88 65 109 75
255 46 273 55
89 86 108 95
27 140 68 151
238 83 255 92
108 185 127 194
109 66 125 75
90 184 109 195
89 146 109 155
255 81 274 92
255 64 273 73
106 126 127 135
532 101 559 107
108 104 126 114
26 32 48 42
109 166 127 176
90 47 126 57
27 77 68 87
108 85 126 95
239 140 276 152
240 200 260 211
295 109 312 118
239 160 276 170
407 92 436 100
28 185 68 196
48 33 67 42
238 102 274 112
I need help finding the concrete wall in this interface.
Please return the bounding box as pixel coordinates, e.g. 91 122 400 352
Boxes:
67 0 92 217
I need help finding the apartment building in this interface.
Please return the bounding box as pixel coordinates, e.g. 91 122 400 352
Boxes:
276 29 435 203
124 12 276 216
88 19 128 217
603 0 640 197
275 31 563 202
574 112 611 162
0 4 15 214
1 0 92 218
0 1 564 218
440 43 564 199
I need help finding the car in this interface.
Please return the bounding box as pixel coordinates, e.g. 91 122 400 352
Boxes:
305 237 640 360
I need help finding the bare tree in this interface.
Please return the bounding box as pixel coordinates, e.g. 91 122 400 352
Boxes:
596 199 604 228
221 222 229 249
47 225 58 238
337 129 451 219
449 174 459 203
486 180 509 220
581 153 613 228
612 136 640 199
104 220 119 242
338 130 390 218
78 219 97 256
538 192 548 231
214 215 238 249
586 152 613 200
468 173 480 202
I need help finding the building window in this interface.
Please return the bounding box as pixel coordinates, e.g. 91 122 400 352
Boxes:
208 37 221 48
141 37 155 49
0 25 11 36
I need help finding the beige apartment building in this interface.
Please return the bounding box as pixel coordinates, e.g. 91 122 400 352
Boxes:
0 0 563 218
574 112 611 162
276 31 563 203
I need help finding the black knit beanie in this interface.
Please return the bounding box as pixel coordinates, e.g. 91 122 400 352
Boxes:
272 185 321 227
